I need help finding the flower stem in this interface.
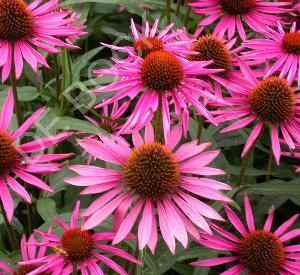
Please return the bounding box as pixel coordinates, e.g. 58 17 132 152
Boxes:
135 250 144 275
10 72 23 126
72 262 78 275
176 0 181 16
0 201 18 251
154 93 164 144
54 56 61 105
166 0 171 24
196 116 204 143
237 147 254 186
183 6 191 27
266 151 273 182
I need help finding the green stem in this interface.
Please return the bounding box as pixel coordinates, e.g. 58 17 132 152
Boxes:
154 93 164 143
0 201 18 250
166 0 171 24
10 72 23 126
72 262 78 275
237 146 255 186
183 6 191 27
266 150 273 182
60 50 67 116
34 71 41 94
176 0 181 16
196 116 204 143
54 56 61 105
135 250 144 275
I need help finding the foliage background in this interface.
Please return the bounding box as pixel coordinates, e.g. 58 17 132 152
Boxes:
0 0 299 274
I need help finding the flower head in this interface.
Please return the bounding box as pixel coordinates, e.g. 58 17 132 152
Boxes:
244 21 300 85
65 124 231 254
191 193 300 274
93 43 226 139
189 0 289 40
102 18 193 59
0 89 72 222
22 201 142 275
0 233 50 275
213 58 300 165
0 0 86 82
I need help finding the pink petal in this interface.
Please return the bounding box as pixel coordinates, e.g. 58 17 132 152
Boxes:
0 89 14 131
244 193 255 232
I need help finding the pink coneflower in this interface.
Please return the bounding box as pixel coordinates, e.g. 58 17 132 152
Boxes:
191 193 300 274
0 233 51 274
0 89 72 222
21 201 142 275
243 21 300 86
0 0 86 83
102 18 193 59
188 0 289 40
65 124 231 254
183 30 245 101
92 48 225 139
213 58 300 165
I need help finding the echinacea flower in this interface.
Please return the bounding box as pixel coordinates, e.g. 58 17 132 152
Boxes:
183 30 244 100
243 21 300 86
102 18 194 59
0 89 72 222
188 0 289 40
0 233 51 275
0 0 86 83
191 193 300 275
22 201 142 275
92 47 226 139
213 58 300 165
65 124 231 254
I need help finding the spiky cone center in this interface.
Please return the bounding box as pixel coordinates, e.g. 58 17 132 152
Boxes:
220 0 256 15
283 32 300 55
249 77 296 123
14 264 50 275
123 142 180 199
141 50 184 91
0 0 34 40
188 34 231 70
239 230 285 274
134 37 164 58
60 229 95 262
0 130 19 175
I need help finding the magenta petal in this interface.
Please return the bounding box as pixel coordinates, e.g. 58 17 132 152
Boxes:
0 177 14 222
275 214 300 237
138 200 153 250
244 192 255 232
0 89 14 131
224 204 248 237
191 256 238 267
113 199 143 245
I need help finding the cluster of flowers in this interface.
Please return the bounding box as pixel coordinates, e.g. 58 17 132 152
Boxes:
0 0 299 274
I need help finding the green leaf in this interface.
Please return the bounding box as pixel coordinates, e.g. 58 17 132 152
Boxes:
54 116 106 134
73 47 104 81
37 198 58 222
248 179 300 198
